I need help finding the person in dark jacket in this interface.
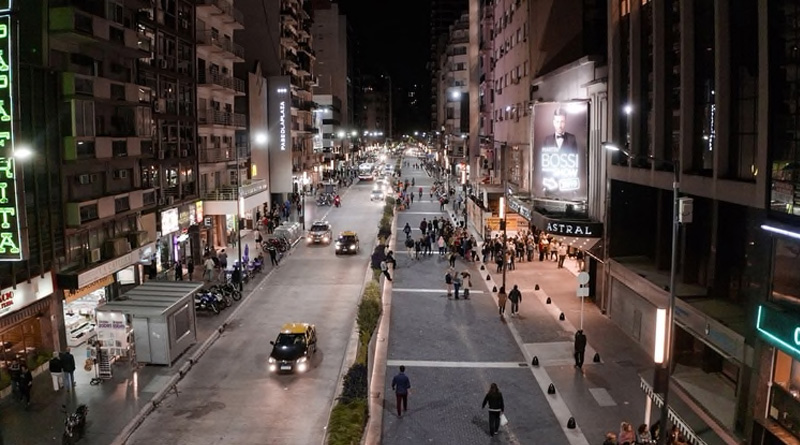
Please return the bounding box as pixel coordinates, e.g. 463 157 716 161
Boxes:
60 348 77 392
18 363 32 406
574 329 587 368
391 365 411 417
49 352 63 391
8 359 21 400
482 383 505 436
187 259 195 280
508 285 522 316
174 261 183 281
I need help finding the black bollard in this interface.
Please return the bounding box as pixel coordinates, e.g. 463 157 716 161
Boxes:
492 286 497 292
486 274 491 280
546 297 551 304
559 312 565 321
593 352 601 363
567 417 576 429
480 265 485 270
535 284 540 290
547 384 556 394
532 356 539 366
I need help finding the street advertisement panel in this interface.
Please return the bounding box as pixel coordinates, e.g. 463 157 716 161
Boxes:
531 101 589 202
0 8 23 261
268 76 293 194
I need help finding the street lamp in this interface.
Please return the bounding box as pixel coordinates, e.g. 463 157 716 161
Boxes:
602 141 684 444
499 195 507 292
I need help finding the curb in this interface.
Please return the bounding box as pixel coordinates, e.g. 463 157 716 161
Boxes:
110 248 287 445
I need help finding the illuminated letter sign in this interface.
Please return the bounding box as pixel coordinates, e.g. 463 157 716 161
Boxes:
757 305 800 360
0 8 22 261
279 101 286 151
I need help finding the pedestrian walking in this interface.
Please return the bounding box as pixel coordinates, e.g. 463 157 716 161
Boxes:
187 259 194 280
60 348 76 392
461 271 472 299
267 245 279 266
508 285 522 316
19 363 32 407
448 251 457 268
405 236 415 256
497 286 508 316
391 365 411 418
386 250 397 269
174 261 183 281
576 249 585 271
380 260 392 281
419 218 428 235
8 360 20 400
481 383 505 437
574 329 587 368
444 268 454 297
204 255 215 281
437 235 446 255
414 238 422 260
452 272 462 299
403 223 412 238
558 243 568 268
49 352 63 391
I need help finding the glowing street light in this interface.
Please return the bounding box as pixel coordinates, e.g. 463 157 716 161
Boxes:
13 146 33 159
254 133 268 145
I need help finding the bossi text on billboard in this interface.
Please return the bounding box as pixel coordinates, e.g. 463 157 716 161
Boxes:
0 5 23 261
531 101 589 203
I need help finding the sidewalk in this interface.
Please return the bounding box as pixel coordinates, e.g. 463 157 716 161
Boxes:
379 157 656 444
0 229 288 445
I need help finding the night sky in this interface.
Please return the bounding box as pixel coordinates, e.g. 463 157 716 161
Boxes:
336 0 432 133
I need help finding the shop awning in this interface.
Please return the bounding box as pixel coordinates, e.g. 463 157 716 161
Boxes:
530 211 603 251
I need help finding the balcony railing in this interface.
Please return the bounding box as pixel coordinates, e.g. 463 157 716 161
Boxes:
198 109 246 128
201 179 268 201
195 30 244 60
195 0 244 26
199 146 235 163
197 70 245 94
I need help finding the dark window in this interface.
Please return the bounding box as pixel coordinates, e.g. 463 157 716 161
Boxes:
109 26 125 43
76 141 95 158
114 196 130 213
691 0 716 175
772 237 800 307
80 204 99 223
112 140 127 157
110 83 126 101
729 1 759 181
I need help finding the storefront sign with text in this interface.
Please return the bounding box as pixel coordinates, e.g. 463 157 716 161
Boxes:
757 305 800 360
0 11 23 261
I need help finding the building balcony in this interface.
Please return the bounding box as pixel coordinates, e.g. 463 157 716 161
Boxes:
198 146 236 163
49 6 151 58
197 70 245 95
280 32 299 49
198 108 246 128
62 72 152 104
299 42 315 58
195 30 244 62
201 179 269 216
65 188 156 228
63 136 151 161
281 11 298 26
195 0 244 29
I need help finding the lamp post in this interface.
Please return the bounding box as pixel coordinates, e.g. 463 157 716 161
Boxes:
602 142 683 444
499 195 507 292
235 142 244 292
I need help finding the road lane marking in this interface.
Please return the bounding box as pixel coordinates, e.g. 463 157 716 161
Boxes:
392 288 484 294
387 360 527 368
588 388 617 407
402 212 443 215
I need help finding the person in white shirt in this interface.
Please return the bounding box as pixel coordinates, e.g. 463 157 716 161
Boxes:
204 256 215 282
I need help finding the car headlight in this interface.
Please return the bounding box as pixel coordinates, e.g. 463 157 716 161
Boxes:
269 364 277 372
268 357 276 363
323 236 329 241
350 244 356 250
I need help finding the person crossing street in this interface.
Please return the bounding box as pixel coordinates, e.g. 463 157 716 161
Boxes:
508 285 522 316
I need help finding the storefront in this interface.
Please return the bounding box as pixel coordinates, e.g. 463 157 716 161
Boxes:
157 202 202 275
0 273 57 379
752 226 800 444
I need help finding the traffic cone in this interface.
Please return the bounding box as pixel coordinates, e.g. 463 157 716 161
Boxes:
559 312 565 321
593 353 601 363
532 356 539 366
546 297 551 304
547 384 556 394
567 417 576 429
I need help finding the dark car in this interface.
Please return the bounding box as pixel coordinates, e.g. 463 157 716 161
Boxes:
307 221 332 244
268 323 317 373
334 231 360 255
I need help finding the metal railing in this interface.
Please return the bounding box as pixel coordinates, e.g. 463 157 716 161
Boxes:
198 108 246 128
201 179 268 201
196 0 244 25
195 30 244 59
197 70 245 93
199 147 235 163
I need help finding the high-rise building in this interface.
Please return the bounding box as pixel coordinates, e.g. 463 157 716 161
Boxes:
194 0 254 250
358 74 391 141
435 13 469 159
430 0 468 130
311 0 350 156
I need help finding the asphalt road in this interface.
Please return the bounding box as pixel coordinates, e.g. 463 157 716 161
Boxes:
126 179 384 445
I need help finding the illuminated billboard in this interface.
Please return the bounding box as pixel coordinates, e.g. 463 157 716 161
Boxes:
531 101 589 202
0 7 23 261
268 76 293 193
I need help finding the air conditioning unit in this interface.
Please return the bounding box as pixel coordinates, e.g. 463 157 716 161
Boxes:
126 231 149 248
89 248 102 264
104 238 132 258
166 196 175 205
77 174 91 185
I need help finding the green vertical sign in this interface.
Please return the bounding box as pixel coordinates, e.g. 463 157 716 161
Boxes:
0 10 22 260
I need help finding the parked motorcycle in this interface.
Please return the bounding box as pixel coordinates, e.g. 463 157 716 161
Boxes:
195 292 220 314
62 404 88 445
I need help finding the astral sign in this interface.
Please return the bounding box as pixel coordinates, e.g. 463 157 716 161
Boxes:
0 11 22 261
757 305 800 360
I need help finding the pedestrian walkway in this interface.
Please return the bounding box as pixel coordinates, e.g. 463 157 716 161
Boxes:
0 229 288 445
379 156 658 444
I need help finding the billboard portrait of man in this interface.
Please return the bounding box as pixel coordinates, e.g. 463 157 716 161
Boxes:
532 102 589 202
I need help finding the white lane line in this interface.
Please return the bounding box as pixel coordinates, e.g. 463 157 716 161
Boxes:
402 212 443 215
387 360 526 369
588 388 617 407
393 288 485 294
